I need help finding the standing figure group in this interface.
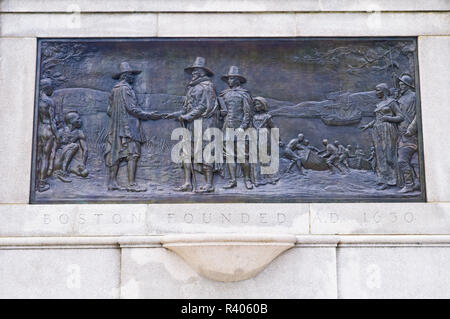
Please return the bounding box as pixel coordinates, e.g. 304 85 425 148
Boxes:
361 74 418 192
35 47 421 198
106 57 277 193
36 78 89 192
168 59 277 191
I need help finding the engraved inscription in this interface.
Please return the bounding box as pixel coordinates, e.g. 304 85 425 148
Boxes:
166 212 287 225
42 212 144 225
312 210 416 225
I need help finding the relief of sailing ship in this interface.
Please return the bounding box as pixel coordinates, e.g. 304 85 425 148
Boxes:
320 100 362 126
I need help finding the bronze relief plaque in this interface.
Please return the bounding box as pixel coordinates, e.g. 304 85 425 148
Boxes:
30 38 425 203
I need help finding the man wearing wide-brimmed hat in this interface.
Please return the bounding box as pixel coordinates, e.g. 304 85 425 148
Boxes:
166 56 219 193
219 65 254 190
395 73 418 193
105 62 165 192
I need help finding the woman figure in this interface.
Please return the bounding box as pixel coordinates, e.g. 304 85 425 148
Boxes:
252 96 279 186
361 83 403 190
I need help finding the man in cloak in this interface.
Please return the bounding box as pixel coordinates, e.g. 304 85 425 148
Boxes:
105 62 165 192
166 57 219 193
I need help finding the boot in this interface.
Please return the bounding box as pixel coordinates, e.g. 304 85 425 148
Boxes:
244 179 254 190
223 163 237 189
242 163 254 190
399 184 414 193
399 170 415 193
376 183 388 190
197 167 215 193
223 180 237 189
250 164 258 186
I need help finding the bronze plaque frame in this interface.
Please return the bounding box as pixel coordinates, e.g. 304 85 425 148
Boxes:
30 37 426 203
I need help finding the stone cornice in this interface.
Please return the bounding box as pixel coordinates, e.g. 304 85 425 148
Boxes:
1 234 449 249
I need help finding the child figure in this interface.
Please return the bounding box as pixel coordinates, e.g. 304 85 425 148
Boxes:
252 97 279 186
53 111 89 183
367 146 377 172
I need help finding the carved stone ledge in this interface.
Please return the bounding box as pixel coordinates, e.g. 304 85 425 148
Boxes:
161 234 296 282
1 235 449 250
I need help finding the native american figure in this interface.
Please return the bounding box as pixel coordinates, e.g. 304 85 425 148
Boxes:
36 78 58 192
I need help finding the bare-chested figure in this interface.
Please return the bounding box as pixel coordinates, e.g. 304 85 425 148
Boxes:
303 139 320 153
280 141 305 175
320 139 343 174
284 133 306 174
338 143 353 171
287 133 305 152
53 111 89 183
36 78 58 192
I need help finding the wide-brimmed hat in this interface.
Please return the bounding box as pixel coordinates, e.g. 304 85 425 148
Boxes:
112 62 142 80
184 57 214 76
398 73 415 89
221 65 247 84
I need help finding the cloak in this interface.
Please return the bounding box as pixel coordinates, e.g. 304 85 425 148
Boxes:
104 81 148 167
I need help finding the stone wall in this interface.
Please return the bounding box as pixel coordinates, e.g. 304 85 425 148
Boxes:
0 0 449 298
